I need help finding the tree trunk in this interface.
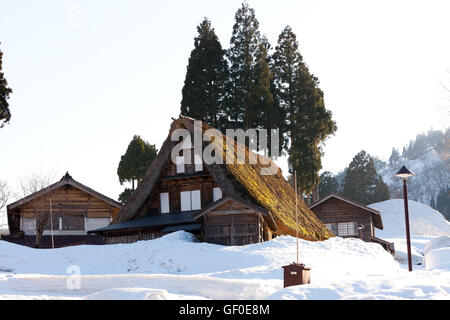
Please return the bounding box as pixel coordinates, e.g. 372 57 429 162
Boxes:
313 184 319 203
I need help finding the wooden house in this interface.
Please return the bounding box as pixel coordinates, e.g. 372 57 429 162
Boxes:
6 172 122 247
309 193 394 253
89 117 334 245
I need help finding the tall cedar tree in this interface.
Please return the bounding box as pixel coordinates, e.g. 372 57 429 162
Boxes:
273 27 336 193
342 150 390 205
117 135 158 191
272 26 302 151
0 45 12 128
227 3 273 131
250 36 283 156
181 18 228 130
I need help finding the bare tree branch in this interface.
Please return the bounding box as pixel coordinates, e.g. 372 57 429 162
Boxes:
434 68 450 116
0 180 10 233
16 169 56 247
0 179 9 211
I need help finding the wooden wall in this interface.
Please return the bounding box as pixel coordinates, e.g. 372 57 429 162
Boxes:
140 151 219 216
18 185 119 232
203 200 265 246
311 197 374 241
105 232 161 244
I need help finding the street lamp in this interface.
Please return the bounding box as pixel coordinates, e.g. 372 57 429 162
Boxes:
394 165 414 272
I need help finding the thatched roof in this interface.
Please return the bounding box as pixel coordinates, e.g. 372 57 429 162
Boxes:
113 117 333 241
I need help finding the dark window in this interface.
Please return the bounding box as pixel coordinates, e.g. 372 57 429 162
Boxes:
43 212 59 231
62 214 85 230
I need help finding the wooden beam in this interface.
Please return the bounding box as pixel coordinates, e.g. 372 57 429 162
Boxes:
209 209 255 215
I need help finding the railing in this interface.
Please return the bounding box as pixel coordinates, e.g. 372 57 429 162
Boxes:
104 232 162 244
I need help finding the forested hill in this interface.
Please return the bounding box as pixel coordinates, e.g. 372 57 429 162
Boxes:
379 128 449 219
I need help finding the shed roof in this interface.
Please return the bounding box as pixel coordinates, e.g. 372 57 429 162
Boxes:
87 211 199 234
161 224 202 233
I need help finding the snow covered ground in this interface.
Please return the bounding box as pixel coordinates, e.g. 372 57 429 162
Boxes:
0 200 449 300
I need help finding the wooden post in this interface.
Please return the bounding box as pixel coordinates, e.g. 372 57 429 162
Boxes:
230 214 234 246
295 171 298 264
49 198 54 249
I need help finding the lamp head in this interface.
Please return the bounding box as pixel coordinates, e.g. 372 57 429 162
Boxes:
394 166 413 180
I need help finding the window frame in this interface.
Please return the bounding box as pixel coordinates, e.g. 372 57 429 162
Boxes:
160 192 170 214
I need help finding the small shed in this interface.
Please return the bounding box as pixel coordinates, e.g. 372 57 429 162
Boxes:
310 193 394 254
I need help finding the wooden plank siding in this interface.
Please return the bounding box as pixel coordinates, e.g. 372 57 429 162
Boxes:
17 185 119 232
203 197 265 246
311 197 374 241
138 152 219 217
105 232 161 244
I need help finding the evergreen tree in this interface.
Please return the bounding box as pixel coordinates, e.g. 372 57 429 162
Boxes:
289 63 336 193
181 18 228 130
117 135 158 191
273 26 336 193
118 188 134 205
250 36 284 156
227 2 269 130
318 171 339 198
342 150 390 205
430 197 436 209
0 45 12 128
436 185 450 221
389 147 401 166
272 25 302 150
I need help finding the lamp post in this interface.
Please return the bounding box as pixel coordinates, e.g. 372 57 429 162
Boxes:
394 165 414 272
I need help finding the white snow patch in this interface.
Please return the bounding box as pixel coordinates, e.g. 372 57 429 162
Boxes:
0 207 449 300
267 269 450 300
369 199 450 238
83 288 208 300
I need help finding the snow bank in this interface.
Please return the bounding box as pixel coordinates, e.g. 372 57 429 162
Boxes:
0 232 399 282
424 236 450 255
425 248 450 270
368 199 450 238
267 269 450 300
1 229 448 299
424 236 450 270
83 288 207 300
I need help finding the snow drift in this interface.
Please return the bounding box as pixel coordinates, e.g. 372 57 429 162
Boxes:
424 236 450 270
0 231 399 281
368 199 450 238
1 199 450 300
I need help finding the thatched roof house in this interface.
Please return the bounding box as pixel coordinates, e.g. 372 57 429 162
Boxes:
90 117 333 245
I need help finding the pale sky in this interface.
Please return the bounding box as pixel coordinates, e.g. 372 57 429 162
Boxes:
0 0 449 223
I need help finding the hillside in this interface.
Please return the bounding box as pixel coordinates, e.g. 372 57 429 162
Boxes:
380 149 449 210
333 129 449 220
380 129 449 219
